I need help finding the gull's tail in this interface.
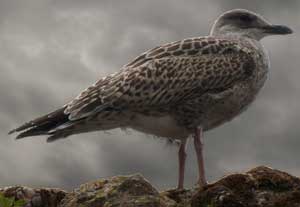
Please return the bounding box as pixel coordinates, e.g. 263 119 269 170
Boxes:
8 107 70 140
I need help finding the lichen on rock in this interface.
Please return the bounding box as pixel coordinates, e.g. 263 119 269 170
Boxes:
0 166 300 207
60 174 162 207
0 186 66 207
191 166 300 207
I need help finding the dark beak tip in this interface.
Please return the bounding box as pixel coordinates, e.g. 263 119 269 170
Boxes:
270 25 293 35
286 27 293 34
280 25 293 34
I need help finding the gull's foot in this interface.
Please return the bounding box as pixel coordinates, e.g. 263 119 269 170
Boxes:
194 180 208 190
176 183 186 190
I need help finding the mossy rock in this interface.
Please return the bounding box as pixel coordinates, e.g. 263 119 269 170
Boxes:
1 166 300 207
60 174 163 207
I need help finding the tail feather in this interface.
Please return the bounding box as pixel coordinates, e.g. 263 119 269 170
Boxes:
46 130 73 143
9 107 70 139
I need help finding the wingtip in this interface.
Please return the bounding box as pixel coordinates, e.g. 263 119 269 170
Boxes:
46 134 62 143
8 129 16 135
46 137 55 143
8 121 34 136
15 133 26 140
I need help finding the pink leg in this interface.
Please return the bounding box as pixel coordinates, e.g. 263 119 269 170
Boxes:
177 139 187 189
194 127 207 187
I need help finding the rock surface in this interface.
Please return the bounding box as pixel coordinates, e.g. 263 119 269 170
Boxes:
1 166 300 207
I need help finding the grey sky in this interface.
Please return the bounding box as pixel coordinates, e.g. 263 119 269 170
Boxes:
0 0 300 190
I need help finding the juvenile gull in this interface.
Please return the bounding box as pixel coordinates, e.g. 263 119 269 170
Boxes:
9 9 292 189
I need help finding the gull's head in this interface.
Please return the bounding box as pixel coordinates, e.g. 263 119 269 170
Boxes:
210 9 293 40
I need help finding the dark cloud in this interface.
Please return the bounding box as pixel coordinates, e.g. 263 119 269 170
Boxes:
1 0 299 190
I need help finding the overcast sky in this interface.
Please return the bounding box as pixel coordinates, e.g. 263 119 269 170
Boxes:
0 0 300 190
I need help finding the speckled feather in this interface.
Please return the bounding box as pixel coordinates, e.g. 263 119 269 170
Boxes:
10 36 262 141
66 37 255 119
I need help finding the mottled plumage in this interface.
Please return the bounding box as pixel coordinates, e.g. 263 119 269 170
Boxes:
9 9 292 189
11 37 257 140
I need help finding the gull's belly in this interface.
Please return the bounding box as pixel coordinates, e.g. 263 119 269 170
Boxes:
129 67 268 138
130 114 190 139
129 83 262 138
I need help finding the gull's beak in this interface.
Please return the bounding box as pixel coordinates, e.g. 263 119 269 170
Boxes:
262 24 293 35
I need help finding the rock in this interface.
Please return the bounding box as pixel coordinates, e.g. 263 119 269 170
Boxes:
0 166 300 206
0 186 66 207
59 174 162 207
191 166 300 207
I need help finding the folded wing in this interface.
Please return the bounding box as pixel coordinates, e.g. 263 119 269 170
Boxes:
66 37 255 120
10 37 255 140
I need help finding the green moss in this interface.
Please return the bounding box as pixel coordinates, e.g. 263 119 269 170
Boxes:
196 200 216 207
95 190 106 199
0 193 26 207
134 195 159 203
257 179 292 192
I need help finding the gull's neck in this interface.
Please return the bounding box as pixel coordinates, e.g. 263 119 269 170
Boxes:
210 29 264 50
210 29 268 66
210 23 265 41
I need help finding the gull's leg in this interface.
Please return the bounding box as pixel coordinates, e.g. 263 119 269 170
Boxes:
194 127 207 187
177 138 187 189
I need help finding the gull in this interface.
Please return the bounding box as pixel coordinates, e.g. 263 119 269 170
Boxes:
9 9 292 189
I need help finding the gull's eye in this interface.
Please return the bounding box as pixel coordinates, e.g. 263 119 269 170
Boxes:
239 14 253 22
